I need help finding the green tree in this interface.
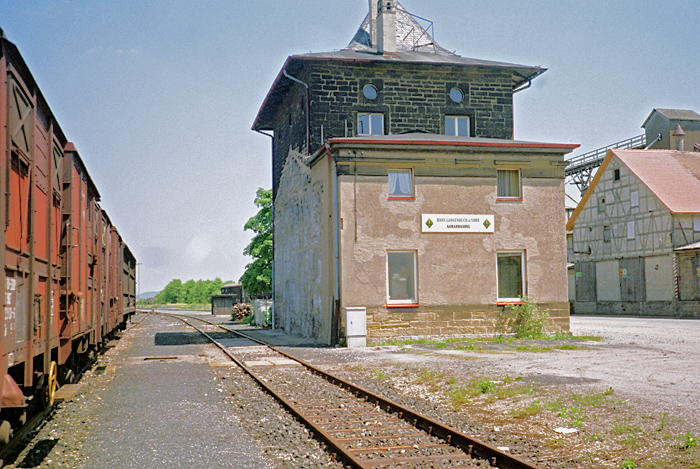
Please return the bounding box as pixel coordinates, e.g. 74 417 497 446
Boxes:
240 188 272 295
155 279 182 304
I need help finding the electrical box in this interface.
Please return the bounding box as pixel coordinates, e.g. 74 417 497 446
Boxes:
344 307 366 348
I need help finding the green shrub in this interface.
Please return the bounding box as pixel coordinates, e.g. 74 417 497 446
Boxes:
505 298 550 339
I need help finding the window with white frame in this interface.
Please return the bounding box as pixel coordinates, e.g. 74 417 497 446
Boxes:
387 251 417 305
497 252 525 301
445 116 470 137
358 113 384 135
497 169 521 199
388 169 414 199
630 191 639 208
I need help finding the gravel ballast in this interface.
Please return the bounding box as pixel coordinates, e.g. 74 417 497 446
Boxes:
3 314 699 468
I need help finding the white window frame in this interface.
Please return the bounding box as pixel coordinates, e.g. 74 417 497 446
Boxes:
627 221 635 240
497 251 526 303
386 250 418 306
445 115 470 137
497 169 521 200
358 113 384 135
630 191 639 208
388 168 414 199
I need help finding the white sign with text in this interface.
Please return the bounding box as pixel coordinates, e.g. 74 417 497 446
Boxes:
421 214 495 233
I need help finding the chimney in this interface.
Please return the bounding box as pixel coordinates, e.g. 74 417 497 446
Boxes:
673 124 685 151
376 1 397 55
368 0 378 48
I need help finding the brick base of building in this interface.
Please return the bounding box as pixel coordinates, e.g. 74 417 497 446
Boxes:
365 302 570 341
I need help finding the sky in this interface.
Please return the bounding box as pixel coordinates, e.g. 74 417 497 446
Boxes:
1 0 699 293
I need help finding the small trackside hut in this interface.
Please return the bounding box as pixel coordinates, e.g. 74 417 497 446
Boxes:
253 1 577 344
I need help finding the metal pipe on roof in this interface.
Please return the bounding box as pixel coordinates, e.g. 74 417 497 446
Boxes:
644 133 662 149
283 69 310 155
512 78 532 94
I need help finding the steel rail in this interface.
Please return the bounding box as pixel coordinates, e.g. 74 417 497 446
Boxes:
157 312 543 469
153 312 369 469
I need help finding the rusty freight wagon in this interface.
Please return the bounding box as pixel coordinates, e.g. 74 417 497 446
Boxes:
0 29 136 443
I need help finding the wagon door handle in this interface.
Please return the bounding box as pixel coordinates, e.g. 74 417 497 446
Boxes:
72 226 80 247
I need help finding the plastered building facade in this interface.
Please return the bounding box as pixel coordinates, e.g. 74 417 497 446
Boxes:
254 1 577 344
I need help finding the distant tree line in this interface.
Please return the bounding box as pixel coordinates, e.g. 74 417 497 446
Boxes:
152 278 232 305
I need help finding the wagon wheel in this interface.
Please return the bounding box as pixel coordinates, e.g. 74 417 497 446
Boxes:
48 361 58 407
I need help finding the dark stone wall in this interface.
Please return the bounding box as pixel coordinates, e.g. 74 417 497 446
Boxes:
271 61 515 197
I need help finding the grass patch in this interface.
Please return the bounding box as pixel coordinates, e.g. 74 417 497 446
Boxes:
514 344 553 353
511 399 544 418
679 432 699 451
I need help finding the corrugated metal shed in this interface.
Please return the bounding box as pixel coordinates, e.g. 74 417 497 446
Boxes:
642 108 700 127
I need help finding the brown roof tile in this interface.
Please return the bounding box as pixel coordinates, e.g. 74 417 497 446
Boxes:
614 149 700 213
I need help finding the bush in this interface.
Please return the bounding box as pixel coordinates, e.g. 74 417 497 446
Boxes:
505 298 550 339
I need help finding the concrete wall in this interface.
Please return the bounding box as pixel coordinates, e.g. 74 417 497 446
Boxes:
338 151 569 339
273 149 334 343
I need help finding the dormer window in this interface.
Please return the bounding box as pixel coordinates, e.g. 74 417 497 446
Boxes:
358 113 383 135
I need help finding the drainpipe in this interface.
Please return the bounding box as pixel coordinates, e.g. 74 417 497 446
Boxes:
331 151 341 345
283 69 310 155
253 128 276 329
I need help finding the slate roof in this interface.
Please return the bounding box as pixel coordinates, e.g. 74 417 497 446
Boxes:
567 149 700 230
252 3 545 131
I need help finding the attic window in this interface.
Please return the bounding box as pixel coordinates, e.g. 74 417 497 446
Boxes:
449 87 464 103
363 84 378 100
614 168 620 181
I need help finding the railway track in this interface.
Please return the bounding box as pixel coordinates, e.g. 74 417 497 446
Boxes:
154 311 543 469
